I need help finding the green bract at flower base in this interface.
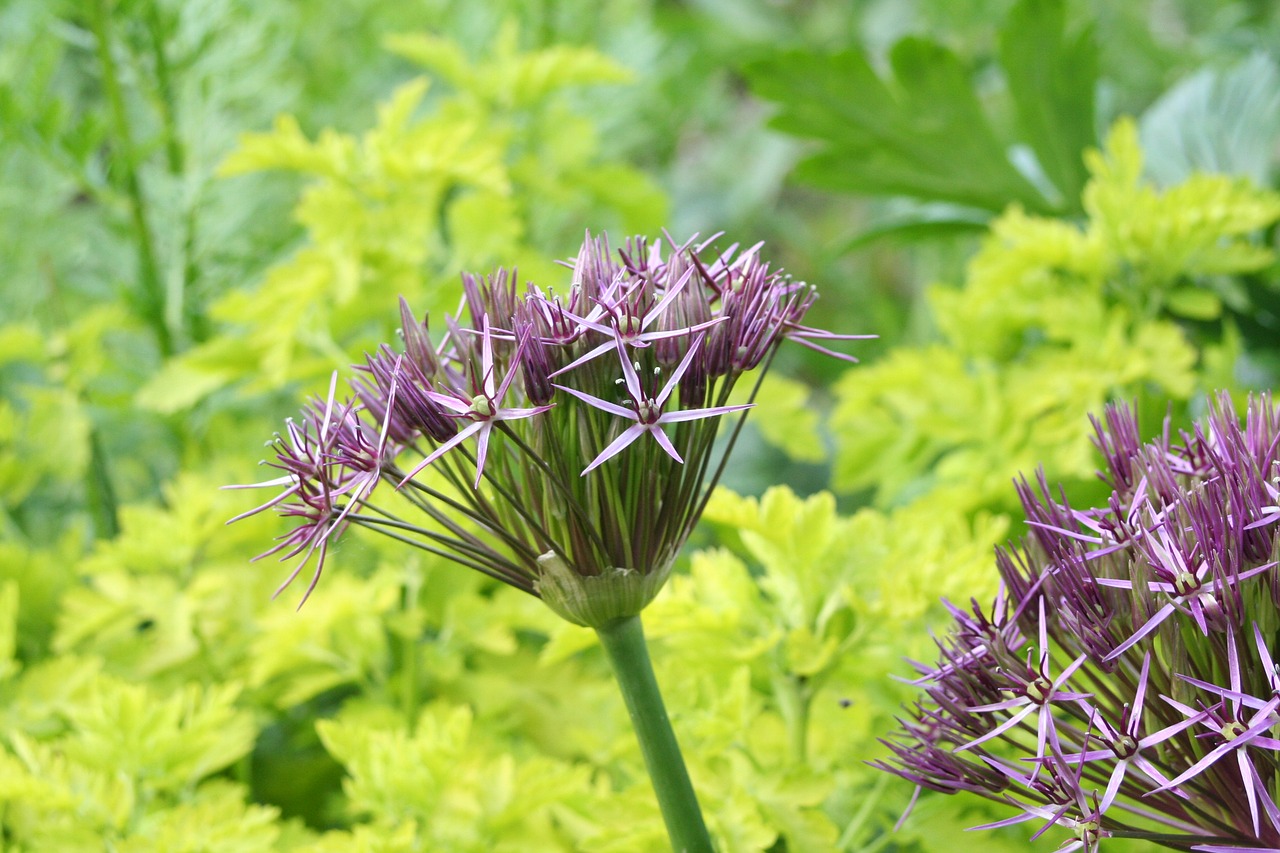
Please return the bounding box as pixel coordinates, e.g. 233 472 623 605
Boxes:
228 231 866 852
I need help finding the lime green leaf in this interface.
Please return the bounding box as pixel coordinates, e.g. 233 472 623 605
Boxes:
135 336 250 413
1167 286 1223 320
218 114 355 178
502 46 631 108
447 190 523 268
116 781 281 853
0 580 19 683
60 679 256 791
0 323 43 366
3 656 102 738
387 21 630 109
0 534 78 659
729 373 825 462
301 823 420 853
0 385 91 506
384 33 474 91
1086 119 1280 290
2 731 135 844
248 571 399 709
317 701 596 850
783 626 837 677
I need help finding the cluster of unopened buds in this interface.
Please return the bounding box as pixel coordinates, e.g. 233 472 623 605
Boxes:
229 232 864 626
879 393 1280 852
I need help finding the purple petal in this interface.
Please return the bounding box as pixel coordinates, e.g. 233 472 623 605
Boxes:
581 423 648 475
642 264 695 325
480 314 496 397
397 420 484 487
648 424 684 464
472 422 494 489
957 703 1037 752
548 338 614 378
1156 713 1278 792
613 333 645 403
1099 760 1127 814
658 403 753 423
1104 603 1177 661
656 335 705 407
552 384 636 419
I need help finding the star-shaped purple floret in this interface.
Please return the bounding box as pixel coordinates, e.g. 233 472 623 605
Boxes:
549 269 724 378
1099 515 1275 661
398 316 551 489
1156 628 1280 837
958 598 1090 765
553 334 751 475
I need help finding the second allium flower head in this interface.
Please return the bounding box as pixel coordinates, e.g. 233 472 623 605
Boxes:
230 232 864 625
880 393 1280 851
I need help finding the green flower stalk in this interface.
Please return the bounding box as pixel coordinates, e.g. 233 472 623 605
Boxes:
228 232 864 849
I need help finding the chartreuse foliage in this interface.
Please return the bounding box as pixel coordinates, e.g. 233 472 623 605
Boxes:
139 23 665 412
832 119 1280 513
535 482 1028 850
4 2 1279 851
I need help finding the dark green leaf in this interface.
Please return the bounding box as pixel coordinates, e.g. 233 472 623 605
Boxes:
999 0 1097 212
841 204 991 251
747 41 1052 214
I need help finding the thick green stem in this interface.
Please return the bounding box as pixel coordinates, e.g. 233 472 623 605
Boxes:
595 614 713 853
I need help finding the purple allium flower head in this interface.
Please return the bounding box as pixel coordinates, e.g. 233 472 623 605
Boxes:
229 232 866 621
880 393 1280 850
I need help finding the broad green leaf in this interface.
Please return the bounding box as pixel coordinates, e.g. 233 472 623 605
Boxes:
747 42 1050 214
999 0 1097 210
1140 52 1280 188
841 205 992 251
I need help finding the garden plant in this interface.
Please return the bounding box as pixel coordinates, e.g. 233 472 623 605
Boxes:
3 0 1280 851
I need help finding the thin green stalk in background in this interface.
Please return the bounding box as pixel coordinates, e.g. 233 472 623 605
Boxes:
85 426 120 538
401 562 422 724
90 0 173 355
144 1 205 343
774 672 812 765
595 614 713 853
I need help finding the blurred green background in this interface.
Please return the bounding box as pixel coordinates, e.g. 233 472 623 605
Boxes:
1 0 1279 849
